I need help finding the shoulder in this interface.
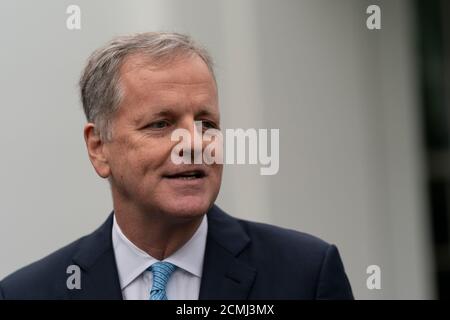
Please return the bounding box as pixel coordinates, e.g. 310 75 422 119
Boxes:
236 216 333 266
0 236 87 299
239 216 330 251
208 205 334 272
209 205 330 252
207 205 353 299
230 213 353 299
0 213 114 299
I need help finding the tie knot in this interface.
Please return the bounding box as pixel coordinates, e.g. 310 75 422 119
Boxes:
147 261 177 297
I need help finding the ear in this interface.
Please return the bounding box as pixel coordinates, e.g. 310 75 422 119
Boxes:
83 123 111 178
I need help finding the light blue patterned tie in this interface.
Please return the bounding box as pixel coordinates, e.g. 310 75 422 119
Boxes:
147 261 177 300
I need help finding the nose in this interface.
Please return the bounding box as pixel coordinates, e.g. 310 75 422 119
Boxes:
178 117 204 164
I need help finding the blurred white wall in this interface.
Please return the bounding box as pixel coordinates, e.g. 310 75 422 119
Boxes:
0 0 435 299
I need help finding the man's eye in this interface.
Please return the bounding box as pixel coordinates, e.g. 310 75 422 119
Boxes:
147 120 170 129
201 121 218 130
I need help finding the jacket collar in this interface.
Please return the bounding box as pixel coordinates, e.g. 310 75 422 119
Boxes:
199 205 257 299
69 214 123 299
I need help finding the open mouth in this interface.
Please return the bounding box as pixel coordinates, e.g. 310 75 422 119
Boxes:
164 170 206 180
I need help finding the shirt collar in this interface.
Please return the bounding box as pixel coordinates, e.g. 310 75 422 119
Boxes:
112 213 208 290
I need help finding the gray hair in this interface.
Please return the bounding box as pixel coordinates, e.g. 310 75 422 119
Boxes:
79 32 216 141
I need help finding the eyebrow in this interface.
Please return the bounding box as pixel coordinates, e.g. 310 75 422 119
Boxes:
195 109 220 120
133 107 220 124
149 109 175 118
131 108 173 124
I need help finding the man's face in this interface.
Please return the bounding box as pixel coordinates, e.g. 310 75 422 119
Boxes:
102 54 222 220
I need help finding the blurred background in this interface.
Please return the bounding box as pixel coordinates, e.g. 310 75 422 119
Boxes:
0 0 448 299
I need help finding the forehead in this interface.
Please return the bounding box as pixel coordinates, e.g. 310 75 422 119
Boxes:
118 53 218 111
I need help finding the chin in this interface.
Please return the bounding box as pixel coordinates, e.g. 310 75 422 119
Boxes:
158 195 213 219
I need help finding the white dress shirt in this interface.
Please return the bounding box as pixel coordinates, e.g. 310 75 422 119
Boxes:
112 214 208 300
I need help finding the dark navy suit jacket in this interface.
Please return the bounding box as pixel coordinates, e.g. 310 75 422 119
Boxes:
0 205 353 299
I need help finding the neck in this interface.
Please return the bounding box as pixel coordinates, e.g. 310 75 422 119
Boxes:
113 199 204 261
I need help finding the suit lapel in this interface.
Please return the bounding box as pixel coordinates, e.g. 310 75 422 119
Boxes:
199 206 257 299
67 213 123 300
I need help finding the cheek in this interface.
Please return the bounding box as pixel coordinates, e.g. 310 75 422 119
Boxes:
210 165 223 184
132 141 173 175
107 140 149 179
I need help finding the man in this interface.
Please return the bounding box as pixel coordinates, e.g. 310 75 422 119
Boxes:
0 32 353 300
